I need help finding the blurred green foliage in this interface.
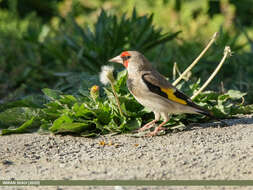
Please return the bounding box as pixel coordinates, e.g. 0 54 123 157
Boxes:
0 0 253 102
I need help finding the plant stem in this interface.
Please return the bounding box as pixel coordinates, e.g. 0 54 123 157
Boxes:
173 32 219 86
110 81 124 117
191 46 232 100
173 62 183 80
173 62 177 80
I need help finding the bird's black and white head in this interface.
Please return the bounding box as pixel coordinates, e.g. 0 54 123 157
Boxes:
108 51 152 73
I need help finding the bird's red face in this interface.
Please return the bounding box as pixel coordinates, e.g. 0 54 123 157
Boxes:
120 51 131 68
108 51 131 68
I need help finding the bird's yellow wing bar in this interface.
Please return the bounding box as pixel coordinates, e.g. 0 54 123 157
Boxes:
161 88 187 105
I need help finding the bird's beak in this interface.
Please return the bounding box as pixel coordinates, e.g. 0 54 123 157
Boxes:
108 55 123 64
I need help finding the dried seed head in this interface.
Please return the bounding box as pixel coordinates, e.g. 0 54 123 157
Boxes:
99 65 115 85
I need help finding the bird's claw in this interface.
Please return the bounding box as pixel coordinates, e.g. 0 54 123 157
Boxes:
145 127 166 137
146 131 158 137
138 127 147 132
137 124 156 132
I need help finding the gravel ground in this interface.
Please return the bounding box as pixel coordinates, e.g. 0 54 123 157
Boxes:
0 115 253 190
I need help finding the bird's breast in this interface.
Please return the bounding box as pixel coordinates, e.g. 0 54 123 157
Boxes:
126 78 134 93
127 76 148 97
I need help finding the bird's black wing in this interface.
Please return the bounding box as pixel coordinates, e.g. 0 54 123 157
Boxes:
141 72 212 117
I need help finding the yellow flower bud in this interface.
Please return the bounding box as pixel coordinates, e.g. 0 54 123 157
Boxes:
90 85 100 101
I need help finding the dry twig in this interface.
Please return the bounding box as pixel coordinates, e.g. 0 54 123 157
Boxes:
173 32 219 86
191 46 232 100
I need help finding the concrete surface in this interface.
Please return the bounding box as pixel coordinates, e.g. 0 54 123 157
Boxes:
0 115 253 190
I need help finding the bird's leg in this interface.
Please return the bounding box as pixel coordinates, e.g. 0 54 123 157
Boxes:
138 119 158 132
138 112 160 132
147 121 167 136
147 113 169 136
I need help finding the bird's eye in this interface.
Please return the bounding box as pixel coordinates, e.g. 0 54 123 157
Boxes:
122 56 131 61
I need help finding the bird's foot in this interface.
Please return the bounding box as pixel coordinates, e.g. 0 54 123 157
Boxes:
137 120 157 132
138 125 154 132
146 127 166 137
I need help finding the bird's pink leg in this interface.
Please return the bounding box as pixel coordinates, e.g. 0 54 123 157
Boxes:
147 121 167 136
138 119 158 132
147 113 169 136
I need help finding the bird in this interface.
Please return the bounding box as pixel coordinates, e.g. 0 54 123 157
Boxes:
109 51 212 136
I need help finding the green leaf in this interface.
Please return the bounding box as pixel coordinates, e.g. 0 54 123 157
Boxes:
50 122 89 134
218 94 230 103
104 117 121 132
226 90 247 100
123 118 142 131
1 117 35 135
196 91 220 102
95 104 112 124
120 97 145 117
81 132 99 138
115 70 128 94
49 114 73 132
59 95 77 107
104 88 116 105
0 107 40 127
234 104 253 114
42 88 62 100
170 123 187 131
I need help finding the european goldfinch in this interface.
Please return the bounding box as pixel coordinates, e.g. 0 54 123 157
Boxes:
109 51 212 136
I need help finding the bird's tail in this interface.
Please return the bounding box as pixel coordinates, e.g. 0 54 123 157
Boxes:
196 108 214 118
191 103 217 119
187 101 214 118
